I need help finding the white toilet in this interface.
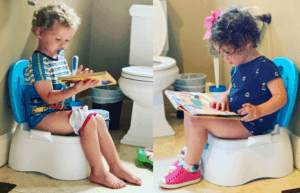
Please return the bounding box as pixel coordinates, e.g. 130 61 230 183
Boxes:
8 60 90 180
119 0 179 147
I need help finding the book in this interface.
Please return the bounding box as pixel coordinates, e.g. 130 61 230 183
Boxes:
57 71 117 87
164 90 243 120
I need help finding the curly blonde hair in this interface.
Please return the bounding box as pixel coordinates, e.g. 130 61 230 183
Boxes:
31 1 81 35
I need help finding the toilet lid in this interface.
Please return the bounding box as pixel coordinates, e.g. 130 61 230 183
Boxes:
122 66 153 81
153 56 176 71
153 0 167 56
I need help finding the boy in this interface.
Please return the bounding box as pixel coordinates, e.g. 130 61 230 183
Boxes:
24 2 142 189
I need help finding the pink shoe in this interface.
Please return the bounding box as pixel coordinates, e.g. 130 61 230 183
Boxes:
167 148 186 174
168 158 203 174
159 166 202 189
168 159 180 174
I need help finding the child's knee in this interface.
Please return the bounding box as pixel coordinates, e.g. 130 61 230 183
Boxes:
95 114 106 127
190 118 207 128
86 115 97 127
79 116 97 135
184 112 192 121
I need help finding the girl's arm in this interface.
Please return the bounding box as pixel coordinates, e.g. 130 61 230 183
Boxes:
224 83 232 96
257 78 287 117
239 78 287 122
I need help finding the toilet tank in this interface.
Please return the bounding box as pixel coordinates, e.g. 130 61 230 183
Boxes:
129 4 153 66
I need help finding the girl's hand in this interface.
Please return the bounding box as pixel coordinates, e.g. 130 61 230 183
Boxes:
238 103 262 122
73 79 101 93
76 65 93 75
209 94 229 111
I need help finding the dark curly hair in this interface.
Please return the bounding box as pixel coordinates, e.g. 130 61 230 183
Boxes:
207 6 261 55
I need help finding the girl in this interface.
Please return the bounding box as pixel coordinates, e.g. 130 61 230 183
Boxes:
158 6 287 189
25 2 142 189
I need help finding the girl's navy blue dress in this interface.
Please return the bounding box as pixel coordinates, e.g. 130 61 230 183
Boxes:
228 56 282 135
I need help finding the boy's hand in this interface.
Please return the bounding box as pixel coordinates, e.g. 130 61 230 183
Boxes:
238 103 262 122
76 65 93 75
73 79 101 93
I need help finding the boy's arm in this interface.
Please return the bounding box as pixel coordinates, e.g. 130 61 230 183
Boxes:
34 80 77 104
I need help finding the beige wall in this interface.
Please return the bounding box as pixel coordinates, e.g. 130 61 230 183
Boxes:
89 0 152 82
166 0 219 83
167 0 300 136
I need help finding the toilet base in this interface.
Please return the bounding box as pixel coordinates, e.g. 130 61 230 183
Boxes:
120 92 175 146
153 92 175 138
120 102 153 147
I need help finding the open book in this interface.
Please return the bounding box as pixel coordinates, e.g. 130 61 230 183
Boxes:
57 71 117 87
164 90 242 120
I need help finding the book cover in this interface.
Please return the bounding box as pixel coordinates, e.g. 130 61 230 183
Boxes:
57 71 117 87
164 90 242 120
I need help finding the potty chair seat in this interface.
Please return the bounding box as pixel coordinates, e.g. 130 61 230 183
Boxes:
202 57 298 186
8 60 90 180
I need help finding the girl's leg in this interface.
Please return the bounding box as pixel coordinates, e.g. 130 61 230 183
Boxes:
34 111 126 189
93 115 142 186
184 113 192 144
184 112 253 166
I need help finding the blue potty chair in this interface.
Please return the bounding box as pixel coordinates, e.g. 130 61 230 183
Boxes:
8 60 90 180
201 57 298 186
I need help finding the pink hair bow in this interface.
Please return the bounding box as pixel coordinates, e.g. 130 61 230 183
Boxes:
203 8 222 40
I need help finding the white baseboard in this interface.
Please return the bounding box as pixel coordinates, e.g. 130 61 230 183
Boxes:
0 129 15 167
289 131 300 170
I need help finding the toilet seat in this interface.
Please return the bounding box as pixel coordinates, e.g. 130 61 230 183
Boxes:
153 56 176 72
122 66 153 82
121 56 176 82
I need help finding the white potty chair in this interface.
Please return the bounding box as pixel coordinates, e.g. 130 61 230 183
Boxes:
202 57 298 186
8 60 90 180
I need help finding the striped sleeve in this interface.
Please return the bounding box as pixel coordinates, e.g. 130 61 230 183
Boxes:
31 52 47 81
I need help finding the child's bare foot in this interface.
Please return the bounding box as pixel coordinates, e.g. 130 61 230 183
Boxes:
110 164 142 186
89 171 126 189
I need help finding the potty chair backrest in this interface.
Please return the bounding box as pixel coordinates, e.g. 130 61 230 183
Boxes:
272 57 299 127
8 60 29 123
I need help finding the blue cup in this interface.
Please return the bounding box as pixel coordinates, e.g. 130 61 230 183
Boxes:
70 99 82 107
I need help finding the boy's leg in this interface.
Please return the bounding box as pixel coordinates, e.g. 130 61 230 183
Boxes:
184 112 253 166
80 116 126 189
34 111 126 189
34 111 74 134
93 115 142 186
